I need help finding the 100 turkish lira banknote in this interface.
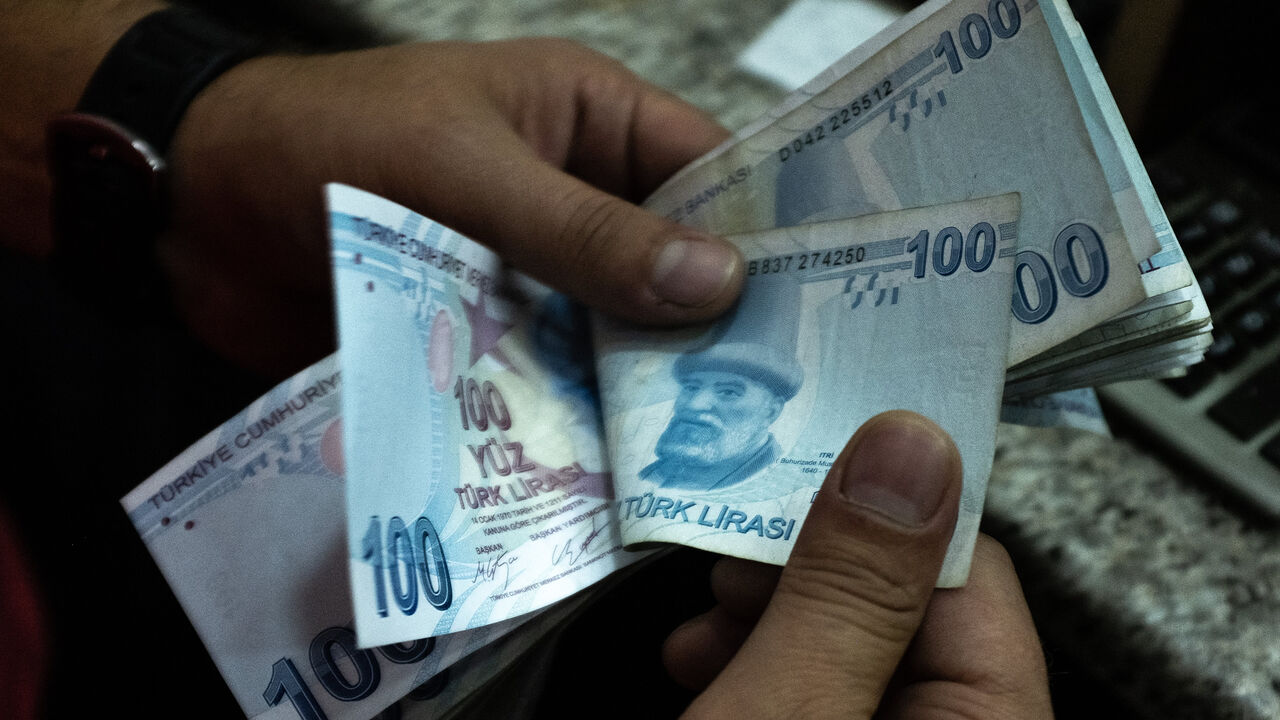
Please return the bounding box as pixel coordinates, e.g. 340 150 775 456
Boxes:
642 0 1173 366
595 193 1019 585
121 355 554 720
329 184 646 649
331 185 1020 648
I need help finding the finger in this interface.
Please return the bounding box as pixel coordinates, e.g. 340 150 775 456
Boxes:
0 504 48 720
458 147 746 324
377 39 744 324
177 42 744 331
684 411 963 719
663 606 754 691
877 535 1053 720
710 557 781 622
404 41 743 324
465 38 728 201
661 559 780 691
353 45 746 324
625 85 731 195
560 67 730 199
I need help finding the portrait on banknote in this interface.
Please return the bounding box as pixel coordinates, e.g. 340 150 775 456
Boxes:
640 276 805 492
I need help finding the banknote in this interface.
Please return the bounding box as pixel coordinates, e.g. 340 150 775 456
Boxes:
121 355 538 720
642 0 1160 367
999 387 1110 436
1004 332 1212 400
1036 0 1191 300
328 184 646 648
594 193 1020 586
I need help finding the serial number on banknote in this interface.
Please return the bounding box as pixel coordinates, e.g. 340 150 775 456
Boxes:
748 246 868 275
778 79 894 162
776 0 1025 164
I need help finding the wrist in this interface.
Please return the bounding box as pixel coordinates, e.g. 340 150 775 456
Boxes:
0 0 166 256
168 50 343 254
44 5 269 313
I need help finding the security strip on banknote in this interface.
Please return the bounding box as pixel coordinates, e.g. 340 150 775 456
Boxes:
121 355 543 720
595 193 1019 586
328 184 647 649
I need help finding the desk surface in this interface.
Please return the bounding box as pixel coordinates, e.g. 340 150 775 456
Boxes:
335 0 1280 717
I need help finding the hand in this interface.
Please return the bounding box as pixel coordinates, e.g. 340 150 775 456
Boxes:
663 411 1054 719
165 38 744 375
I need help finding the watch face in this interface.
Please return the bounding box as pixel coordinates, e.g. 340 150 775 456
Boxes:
47 112 167 240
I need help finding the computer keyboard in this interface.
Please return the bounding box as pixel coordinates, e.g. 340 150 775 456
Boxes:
1100 114 1280 516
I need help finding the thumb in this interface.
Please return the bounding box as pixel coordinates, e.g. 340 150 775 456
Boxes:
482 165 746 325
683 410 963 720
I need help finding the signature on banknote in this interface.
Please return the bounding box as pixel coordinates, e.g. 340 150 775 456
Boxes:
471 551 519 592
550 515 608 568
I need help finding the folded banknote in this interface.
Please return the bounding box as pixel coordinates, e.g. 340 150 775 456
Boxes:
642 0 1205 373
120 355 563 720
594 193 1020 584
329 185 648 648
330 184 1019 645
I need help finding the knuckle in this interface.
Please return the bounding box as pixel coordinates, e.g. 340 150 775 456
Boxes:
554 188 631 272
777 546 925 645
974 533 1015 571
575 57 634 99
527 37 627 82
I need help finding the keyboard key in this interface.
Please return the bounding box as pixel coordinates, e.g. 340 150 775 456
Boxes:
1204 331 1247 370
1262 433 1280 469
1197 270 1227 308
1163 362 1217 397
1232 307 1277 345
1147 162 1193 203
1208 361 1280 440
1175 219 1213 254
1248 227 1280 262
1216 249 1261 285
1203 198 1245 231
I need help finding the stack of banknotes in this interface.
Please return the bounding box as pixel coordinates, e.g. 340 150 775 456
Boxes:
120 1 1207 717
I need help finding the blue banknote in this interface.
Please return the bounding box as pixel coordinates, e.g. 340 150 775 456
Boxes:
328 185 646 648
594 194 1020 586
1035 0 1190 299
643 0 1174 367
121 355 546 720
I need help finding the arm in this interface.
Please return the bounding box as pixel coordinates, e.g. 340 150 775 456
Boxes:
2 1 744 375
0 0 164 257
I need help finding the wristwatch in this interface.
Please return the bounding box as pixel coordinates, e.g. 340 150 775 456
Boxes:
46 6 263 308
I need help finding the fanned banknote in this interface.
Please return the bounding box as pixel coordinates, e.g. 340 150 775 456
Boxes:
121 355 557 720
329 184 646 649
595 194 1019 586
642 0 1186 368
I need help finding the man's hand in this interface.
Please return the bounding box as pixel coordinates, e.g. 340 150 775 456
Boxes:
663 411 1054 719
164 39 744 375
